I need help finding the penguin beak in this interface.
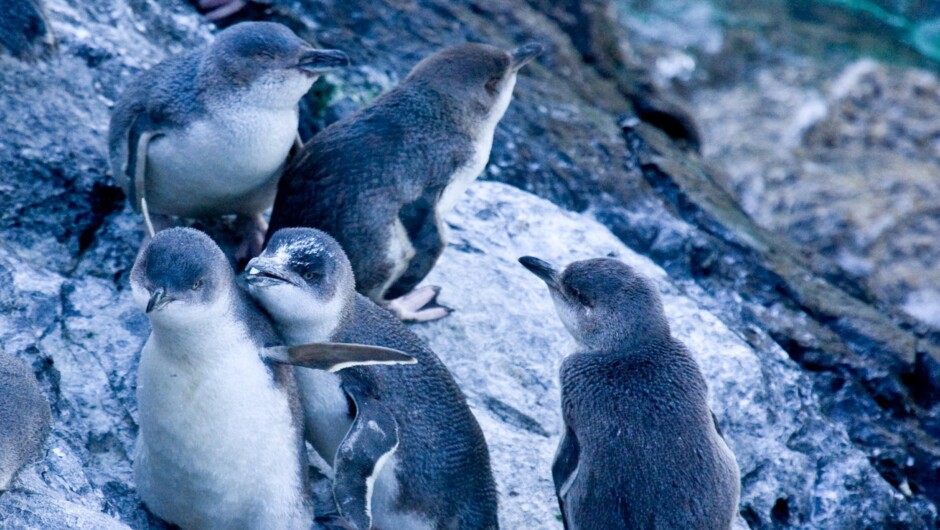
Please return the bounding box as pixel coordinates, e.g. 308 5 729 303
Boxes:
243 258 293 287
295 48 350 75
519 256 560 290
146 287 172 313
509 42 544 70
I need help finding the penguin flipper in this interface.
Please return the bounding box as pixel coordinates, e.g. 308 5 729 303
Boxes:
264 343 417 372
384 187 446 300
124 113 163 236
711 410 725 439
552 425 580 530
333 391 399 530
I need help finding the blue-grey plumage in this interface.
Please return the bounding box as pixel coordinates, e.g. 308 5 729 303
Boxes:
266 42 542 321
130 227 316 530
519 256 741 530
244 228 499 530
0 350 51 493
108 22 348 257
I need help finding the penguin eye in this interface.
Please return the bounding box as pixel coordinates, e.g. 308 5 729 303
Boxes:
570 288 593 308
191 279 203 291
302 271 320 281
485 77 500 95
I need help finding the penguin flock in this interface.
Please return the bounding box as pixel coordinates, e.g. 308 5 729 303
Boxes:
2 17 741 530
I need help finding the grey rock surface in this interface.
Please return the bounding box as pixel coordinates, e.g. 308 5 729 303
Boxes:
415 182 919 530
1 0 938 527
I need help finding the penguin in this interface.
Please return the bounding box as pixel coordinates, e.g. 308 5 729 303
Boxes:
108 22 348 260
518 256 741 530
0 349 51 493
266 41 543 321
130 228 412 530
243 227 499 530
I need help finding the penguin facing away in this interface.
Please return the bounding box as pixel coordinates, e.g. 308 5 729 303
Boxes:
108 22 348 260
130 228 413 530
0 349 51 493
519 256 741 530
266 41 542 321
244 227 499 530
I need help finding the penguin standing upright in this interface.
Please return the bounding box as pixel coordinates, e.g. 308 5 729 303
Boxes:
266 42 542 321
520 256 741 530
109 22 348 259
244 227 499 530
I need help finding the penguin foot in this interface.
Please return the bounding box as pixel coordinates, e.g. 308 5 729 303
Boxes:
386 285 452 322
198 0 248 20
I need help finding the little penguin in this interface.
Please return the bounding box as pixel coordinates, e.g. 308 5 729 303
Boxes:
519 256 741 530
130 227 411 530
266 41 543 321
244 227 499 530
109 22 348 260
0 349 51 493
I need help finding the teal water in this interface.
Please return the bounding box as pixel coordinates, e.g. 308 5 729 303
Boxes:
815 0 940 61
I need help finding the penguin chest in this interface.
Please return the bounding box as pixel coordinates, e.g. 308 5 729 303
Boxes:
146 107 299 218
135 337 308 530
437 75 516 219
436 131 493 218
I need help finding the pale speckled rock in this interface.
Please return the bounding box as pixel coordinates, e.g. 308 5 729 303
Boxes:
412 181 920 529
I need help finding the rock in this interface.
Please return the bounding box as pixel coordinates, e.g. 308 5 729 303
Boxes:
1 0 938 527
414 181 925 529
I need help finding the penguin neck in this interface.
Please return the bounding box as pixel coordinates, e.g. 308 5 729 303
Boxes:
148 292 251 362
578 324 674 357
274 293 354 346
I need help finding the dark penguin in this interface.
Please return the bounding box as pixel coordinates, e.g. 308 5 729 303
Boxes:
244 228 498 530
0 349 51 493
519 256 740 530
108 22 348 260
266 42 542 321
131 228 408 529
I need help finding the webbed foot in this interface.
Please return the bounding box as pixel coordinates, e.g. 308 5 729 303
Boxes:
386 285 452 322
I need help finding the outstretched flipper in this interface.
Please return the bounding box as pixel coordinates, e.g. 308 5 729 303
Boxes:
333 390 399 530
264 342 417 372
552 425 580 530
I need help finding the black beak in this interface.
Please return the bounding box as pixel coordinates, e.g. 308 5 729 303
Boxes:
296 48 350 74
519 256 560 290
510 42 544 70
146 287 170 313
243 258 292 286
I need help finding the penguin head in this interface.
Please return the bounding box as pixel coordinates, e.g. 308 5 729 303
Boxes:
404 41 543 128
131 228 234 326
243 228 355 343
201 21 349 109
519 257 670 351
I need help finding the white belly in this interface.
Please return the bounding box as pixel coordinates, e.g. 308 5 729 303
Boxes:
135 332 308 530
437 136 492 218
146 107 299 218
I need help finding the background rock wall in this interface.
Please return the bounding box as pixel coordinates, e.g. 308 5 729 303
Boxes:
1 0 938 528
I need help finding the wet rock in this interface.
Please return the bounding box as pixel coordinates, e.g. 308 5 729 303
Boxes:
415 181 927 529
1 0 938 527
